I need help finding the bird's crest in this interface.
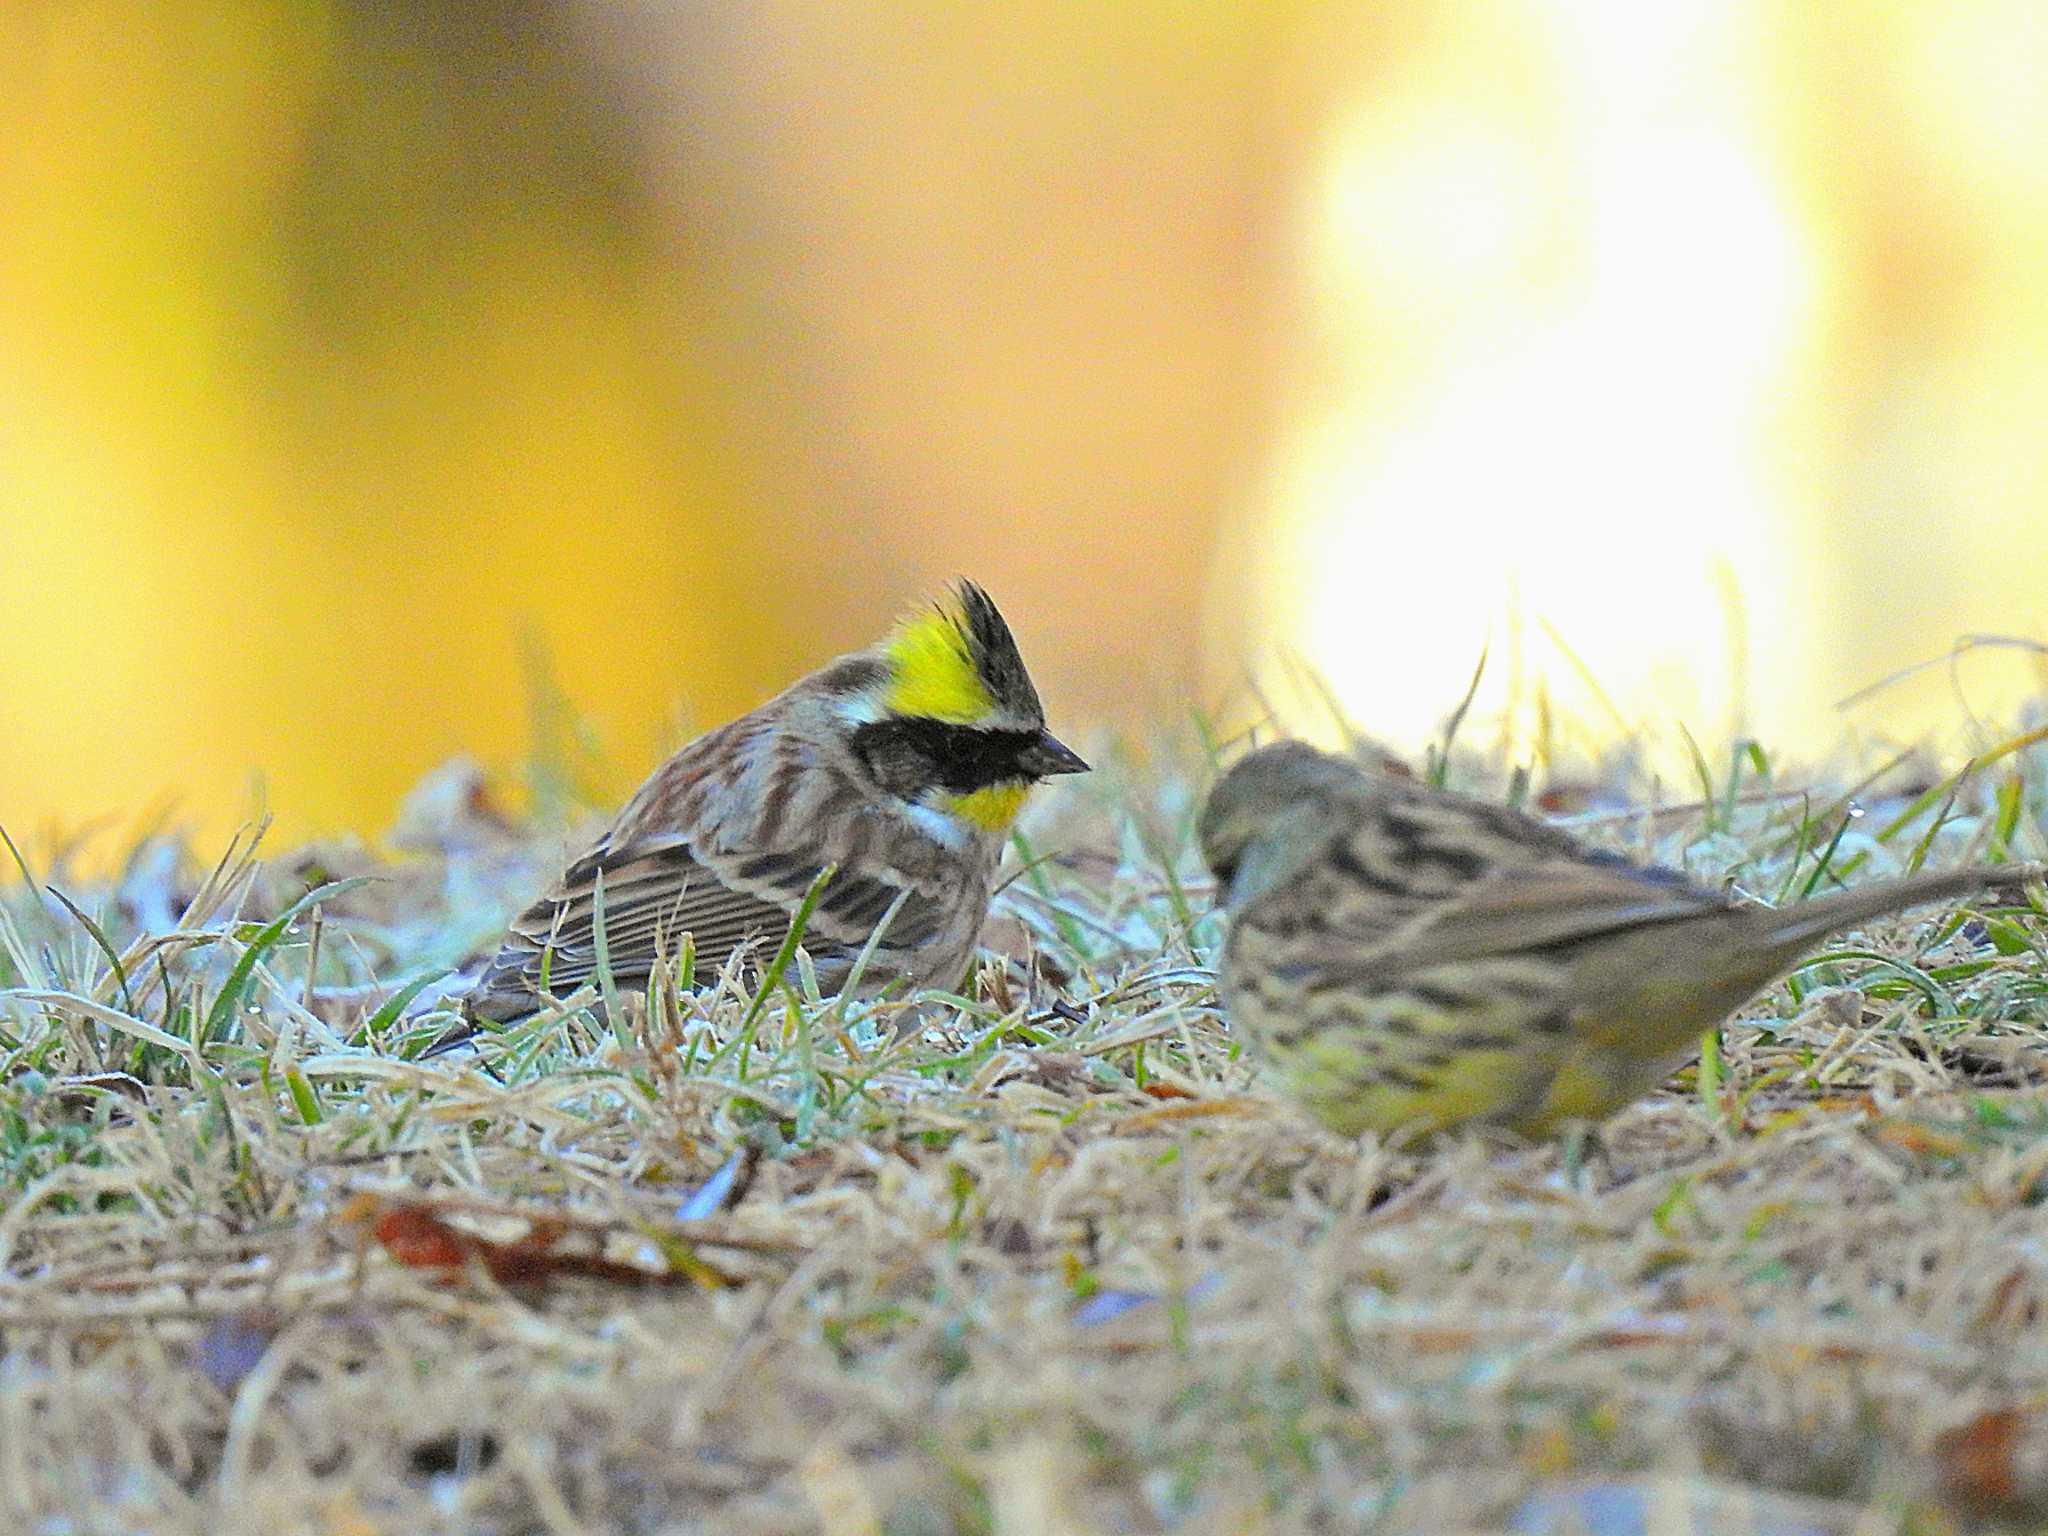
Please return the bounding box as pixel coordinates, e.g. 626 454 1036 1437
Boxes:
883 581 1042 725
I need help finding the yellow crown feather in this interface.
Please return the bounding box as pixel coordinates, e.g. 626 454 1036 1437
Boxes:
883 599 996 723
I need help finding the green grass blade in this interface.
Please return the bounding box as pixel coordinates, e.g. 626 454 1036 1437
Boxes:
43 884 136 1014
360 968 455 1045
201 877 376 1046
1428 642 1488 788
589 867 631 1055
284 1066 324 1125
733 865 835 1066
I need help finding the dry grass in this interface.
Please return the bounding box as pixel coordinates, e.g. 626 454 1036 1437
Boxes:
5 727 2048 1535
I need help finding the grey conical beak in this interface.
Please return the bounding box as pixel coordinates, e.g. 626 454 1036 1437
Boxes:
1018 731 1089 779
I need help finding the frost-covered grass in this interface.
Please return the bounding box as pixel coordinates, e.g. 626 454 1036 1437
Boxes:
4 719 2048 1534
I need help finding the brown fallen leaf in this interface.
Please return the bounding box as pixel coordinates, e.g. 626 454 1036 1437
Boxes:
1117 1098 1259 1132
342 1195 742 1290
1934 1405 2038 1520
1867 1117 1972 1159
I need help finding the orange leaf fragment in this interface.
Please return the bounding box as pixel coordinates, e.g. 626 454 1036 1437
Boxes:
371 1204 475 1273
1118 1098 1256 1132
344 1195 733 1290
1868 1117 1971 1158
1935 1406 2029 1518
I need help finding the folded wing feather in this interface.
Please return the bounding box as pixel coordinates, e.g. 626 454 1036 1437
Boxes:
474 832 948 1011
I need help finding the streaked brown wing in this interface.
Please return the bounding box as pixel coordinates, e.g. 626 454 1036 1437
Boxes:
709 849 950 949
470 833 950 1017
1279 791 1558 953
504 839 795 992
1364 856 1732 969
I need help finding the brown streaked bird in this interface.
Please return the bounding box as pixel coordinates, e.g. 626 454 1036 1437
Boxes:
426 582 1086 1053
1200 741 2044 1139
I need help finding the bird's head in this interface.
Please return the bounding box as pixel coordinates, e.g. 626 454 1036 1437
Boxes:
839 581 1088 834
1200 741 1367 908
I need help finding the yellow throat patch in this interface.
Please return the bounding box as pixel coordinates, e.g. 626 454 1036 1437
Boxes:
943 781 1032 832
884 601 996 723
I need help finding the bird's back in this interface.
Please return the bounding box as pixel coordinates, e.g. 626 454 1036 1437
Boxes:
1221 775 1743 1135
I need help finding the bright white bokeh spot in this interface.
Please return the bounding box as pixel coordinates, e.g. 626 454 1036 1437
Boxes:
1266 0 1824 764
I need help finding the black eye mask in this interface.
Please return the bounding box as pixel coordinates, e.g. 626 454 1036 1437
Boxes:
851 718 1045 797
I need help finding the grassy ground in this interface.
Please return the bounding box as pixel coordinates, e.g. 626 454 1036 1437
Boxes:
5 721 2048 1535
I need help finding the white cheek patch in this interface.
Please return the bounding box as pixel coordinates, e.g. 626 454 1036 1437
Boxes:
903 800 972 850
836 694 887 726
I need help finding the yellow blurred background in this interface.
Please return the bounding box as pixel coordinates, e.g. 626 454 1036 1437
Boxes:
3 0 2045 851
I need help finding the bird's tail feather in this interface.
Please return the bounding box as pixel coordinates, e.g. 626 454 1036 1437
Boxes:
1747 861 2045 955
